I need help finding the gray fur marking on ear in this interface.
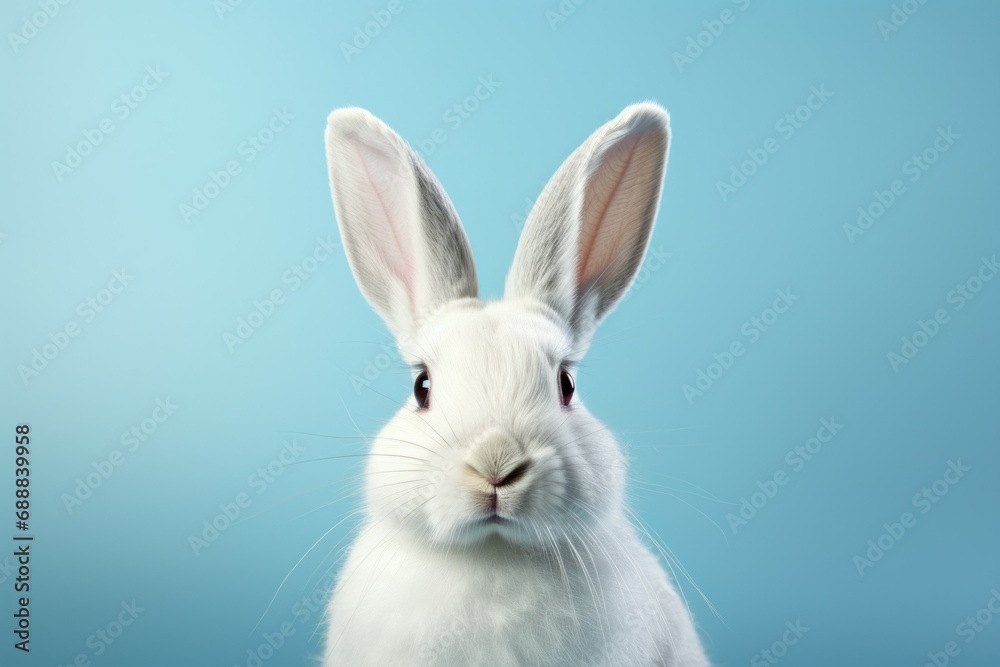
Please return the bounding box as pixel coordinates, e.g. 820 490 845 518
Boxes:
411 154 478 312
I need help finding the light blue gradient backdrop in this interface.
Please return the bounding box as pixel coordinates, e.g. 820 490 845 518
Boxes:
2 2 998 666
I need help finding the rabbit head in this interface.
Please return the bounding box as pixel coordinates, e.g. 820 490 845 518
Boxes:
325 103 669 550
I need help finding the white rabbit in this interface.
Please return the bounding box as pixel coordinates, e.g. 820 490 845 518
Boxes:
321 103 711 667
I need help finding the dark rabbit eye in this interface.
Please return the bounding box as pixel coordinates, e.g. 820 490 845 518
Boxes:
558 367 575 407
414 369 430 409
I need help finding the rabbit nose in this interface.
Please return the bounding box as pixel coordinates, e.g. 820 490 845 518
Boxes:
490 460 531 488
465 459 532 489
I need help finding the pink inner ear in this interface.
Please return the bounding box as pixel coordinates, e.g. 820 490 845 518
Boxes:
350 138 416 302
576 131 644 288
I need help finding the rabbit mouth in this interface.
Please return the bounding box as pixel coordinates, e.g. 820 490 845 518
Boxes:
482 513 510 525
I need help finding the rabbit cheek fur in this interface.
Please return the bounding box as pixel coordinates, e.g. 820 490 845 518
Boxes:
322 105 710 666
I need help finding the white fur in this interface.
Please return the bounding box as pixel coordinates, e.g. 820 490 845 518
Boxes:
322 105 710 666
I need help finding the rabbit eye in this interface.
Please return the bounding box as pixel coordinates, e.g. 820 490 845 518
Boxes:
558 367 575 407
414 369 430 409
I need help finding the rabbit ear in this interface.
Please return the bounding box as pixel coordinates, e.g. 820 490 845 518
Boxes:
505 103 669 349
326 108 478 340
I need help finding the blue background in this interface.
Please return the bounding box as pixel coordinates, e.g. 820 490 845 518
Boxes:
2 1 998 666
